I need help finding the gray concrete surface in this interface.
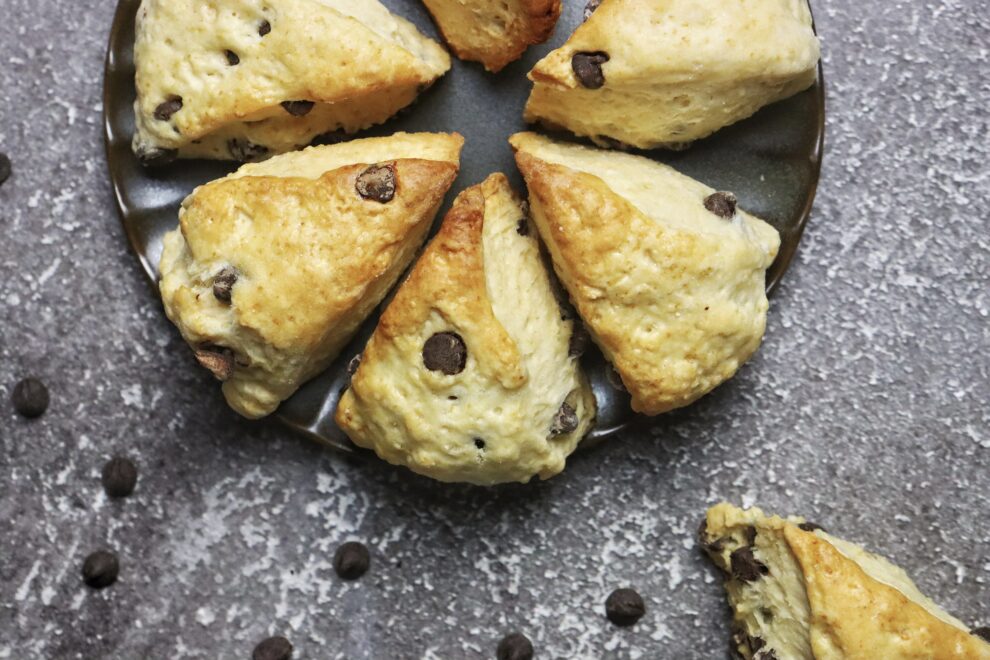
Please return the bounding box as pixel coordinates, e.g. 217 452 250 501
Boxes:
1 1 988 658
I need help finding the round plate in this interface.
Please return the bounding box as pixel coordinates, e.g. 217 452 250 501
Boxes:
103 0 824 453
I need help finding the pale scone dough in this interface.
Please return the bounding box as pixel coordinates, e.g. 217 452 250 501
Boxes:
700 502 990 660
510 132 780 416
159 132 463 418
335 173 596 485
132 0 451 163
524 0 820 149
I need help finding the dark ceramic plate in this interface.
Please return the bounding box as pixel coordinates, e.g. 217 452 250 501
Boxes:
103 0 824 453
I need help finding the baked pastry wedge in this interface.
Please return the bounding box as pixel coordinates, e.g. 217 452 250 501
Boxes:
700 502 990 660
510 132 780 416
159 132 463 419
132 0 451 164
335 173 596 485
421 0 561 72
524 0 821 149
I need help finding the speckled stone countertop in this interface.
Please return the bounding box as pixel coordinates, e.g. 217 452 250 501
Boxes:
1 1 988 658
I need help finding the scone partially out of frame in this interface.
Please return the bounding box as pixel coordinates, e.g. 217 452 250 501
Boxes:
132 0 451 164
700 502 990 660
421 0 561 73
159 132 463 419
336 173 596 485
524 0 820 149
510 132 780 416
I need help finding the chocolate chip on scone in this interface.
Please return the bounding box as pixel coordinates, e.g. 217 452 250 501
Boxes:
212 267 238 303
355 163 397 203
422 332 467 375
571 52 610 89
704 191 738 219
153 95 183 121
280 100 314 117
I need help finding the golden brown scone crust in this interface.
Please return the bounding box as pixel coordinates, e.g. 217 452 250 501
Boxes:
510 132 779 416
336 173 595 484
159 133 463 418
422 0 561 72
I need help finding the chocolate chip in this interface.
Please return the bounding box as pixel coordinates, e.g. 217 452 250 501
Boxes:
258 20 272 37
12 377 49 418
101 457 138 498
605 588 645 626
755 651 779 660
743 525 758 545
227 138 269 162
730 546 769 582
583 0 602 21
355 163 397 203
252 636 292 660
704 192 737 219
549 402 578 437
82 550 119 589
212 267 238 303
971 627 990 642
333 541 370 580
516 219 530 236
750 636 766 651
474 438 486 450
798 522 825 533
496 632 534 660
153 95 183 121
347 354 362 376
194 346 235 381
0 152 11 186
422 332 467 375
136 146 177 167
568 325 590 358
280 100 315 117
572 52 609 89
225 50 240 65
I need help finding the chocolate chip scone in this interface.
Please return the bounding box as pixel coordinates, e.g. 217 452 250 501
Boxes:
524 0 820 149
159 132 463 418
421 0 560 73
510 132 779 416
335 173 596 484
700 503 990 660
132 0 451 164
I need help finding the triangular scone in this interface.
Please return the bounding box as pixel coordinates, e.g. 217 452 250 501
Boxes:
421 0 560 73
159 133 463 418
510 132 780 415
700 503 990 660
132 0 451 164
524 0 820 149
335 173 596 485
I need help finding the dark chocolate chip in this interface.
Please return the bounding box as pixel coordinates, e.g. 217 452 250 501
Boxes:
605 588 646 626
225 50 240 65
704 192 737 219
194 346 235 381
12 377 49 418
583 0 602 21
355 163 397 203
82 550 119 589
136 146 178 167
549 402 579 437
496 632 534 660
153 95 183 121
347 354 362 376
0 152 11 186
572 52 610 89
212 267 238 303
422 332 467 375
730 546 769 582
568 325 590 358
755 651 779 660
258 20 272 37
750 636 766 651
971 627 990 642
227 138 269 162
516 219 530 236
252 636 292 660
333 541 370 580
101 457 138 498
744 525 758 545
798 522 825 533
280 100 315 117
474 438 486 450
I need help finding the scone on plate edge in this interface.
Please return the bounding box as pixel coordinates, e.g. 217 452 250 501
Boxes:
335 173 596 485
510 132 780 416
524 0 820 149
159 132 464 419
132 0 451 164
700 502 990 660
421 0 561 73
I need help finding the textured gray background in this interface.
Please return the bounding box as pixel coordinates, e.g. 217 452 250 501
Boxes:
1 1 989 659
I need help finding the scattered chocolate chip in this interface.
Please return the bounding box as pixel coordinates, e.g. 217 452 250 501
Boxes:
497 632 534 660
347 354 362 376
583 0 602 21
280 100 315 117
798 522 825 533
194 346 235 381
572 52 610 89
750 636 766 651
744 525 758 545
136 146 177 167
755 650 779 660
212 267 238 303
0 152 11 186
153 95 183 121
252 636 292 660
971 627 990 642
730 546 769 582
12 377 49 418
225 50 240 65
605 588 646 626
355 163 397 203
516 219 529 236
422 332 467 375
258 20 272 37
82 550 119 589
101 457 138 498
549 402 578 437
474 438 486 450
227 138 269 162
333 541 370 580
704 192 737 219
568 325 590 358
